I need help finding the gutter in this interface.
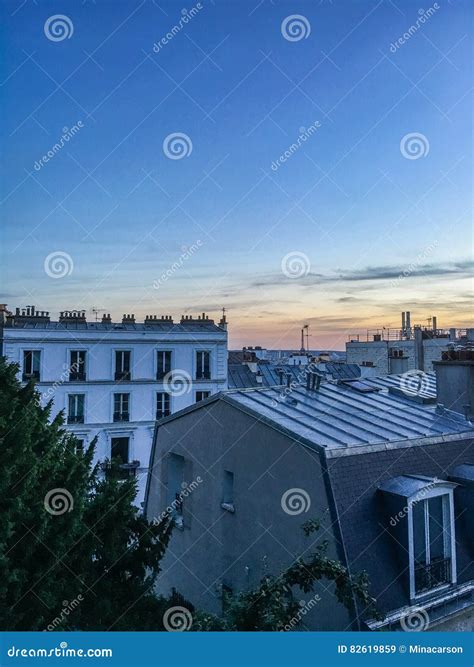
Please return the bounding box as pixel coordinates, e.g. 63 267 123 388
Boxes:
366 581 474 630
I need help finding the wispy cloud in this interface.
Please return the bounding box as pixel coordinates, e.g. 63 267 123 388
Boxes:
250 259 474 289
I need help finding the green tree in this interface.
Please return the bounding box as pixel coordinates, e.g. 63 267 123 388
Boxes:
0 357 172 631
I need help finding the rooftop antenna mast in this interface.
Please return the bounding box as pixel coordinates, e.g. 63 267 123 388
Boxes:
304 324 310 354
91 307 106 322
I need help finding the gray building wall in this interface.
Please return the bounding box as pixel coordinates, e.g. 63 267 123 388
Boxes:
346 338 451 376
146 401 351 630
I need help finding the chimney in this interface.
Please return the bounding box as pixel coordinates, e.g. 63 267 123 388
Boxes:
102 313 112 323
434 351 474 419
306 371 321 391
122 314 135 324
59 310 86 324
406 311 411 337
432 316 437 333
401 311 406 336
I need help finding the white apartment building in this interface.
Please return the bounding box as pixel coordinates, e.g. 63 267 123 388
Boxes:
0 305 228 505
346 311 473 377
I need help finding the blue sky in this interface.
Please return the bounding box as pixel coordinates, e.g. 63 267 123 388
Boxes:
1 0 472 348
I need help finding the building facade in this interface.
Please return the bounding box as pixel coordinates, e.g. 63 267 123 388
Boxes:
145 355 474 630
0 305 228 504
346 311 473 376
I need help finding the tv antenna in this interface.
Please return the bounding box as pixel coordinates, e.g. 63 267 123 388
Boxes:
91 307 106 322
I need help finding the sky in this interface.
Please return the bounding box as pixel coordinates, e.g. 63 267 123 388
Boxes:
1 0 472 350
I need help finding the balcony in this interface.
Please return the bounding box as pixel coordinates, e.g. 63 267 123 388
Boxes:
69 371 86 381
115 371 131 382
113 412 129 423
415 557 451 594
22 371 40 382
67 415 84 424
101 460 140 480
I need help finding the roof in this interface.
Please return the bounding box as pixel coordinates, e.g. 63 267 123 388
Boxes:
227 363 306 389
378 474 457 498
222 373 472 453
228 364 260 389
3 321 225 333
323 362 360 381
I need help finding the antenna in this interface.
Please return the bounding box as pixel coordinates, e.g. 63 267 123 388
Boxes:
91 307 106 322
304 324 310 354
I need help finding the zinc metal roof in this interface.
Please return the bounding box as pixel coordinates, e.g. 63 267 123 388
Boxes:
223 374 472 451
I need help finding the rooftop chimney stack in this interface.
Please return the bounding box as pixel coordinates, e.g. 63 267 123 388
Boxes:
432 316 437 333
401 312 406 337
406 311 411 338
434 351 474 420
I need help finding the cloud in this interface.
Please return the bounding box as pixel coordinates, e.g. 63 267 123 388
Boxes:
249 259 473 289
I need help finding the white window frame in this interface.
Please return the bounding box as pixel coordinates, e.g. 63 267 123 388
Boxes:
112 391 131 422
113 349 132 380
67 393 86 422
408 486 456 601
195 349 211 380
156 391 172 419
68 348 88 380
155 349 173 380
22 348 42 379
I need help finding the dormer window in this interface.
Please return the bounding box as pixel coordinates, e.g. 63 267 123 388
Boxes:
379 475 457 600
411 494 453 595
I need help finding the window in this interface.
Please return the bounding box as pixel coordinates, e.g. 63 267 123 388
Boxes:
115 351 131 381
23 350 41 381
68 394 85 424
69 350 86 381
156 392 171 420
222 471 234 512
196 391 210 402
156 351 172 380
111 437 129 464
113 393 130 422
167 453 185 529
74 439 84 455
196 351 210 379
411 494 455 596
